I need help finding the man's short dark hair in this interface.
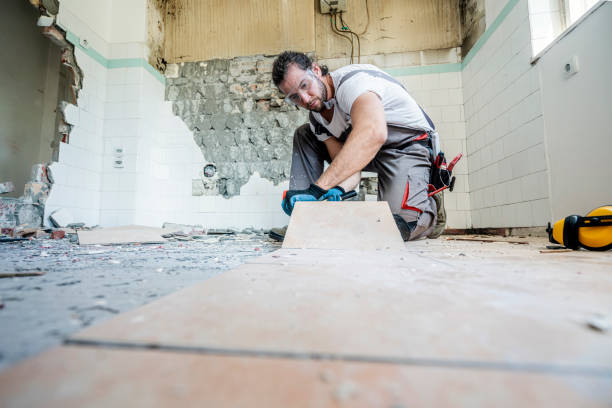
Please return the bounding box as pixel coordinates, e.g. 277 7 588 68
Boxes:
272 51 329 88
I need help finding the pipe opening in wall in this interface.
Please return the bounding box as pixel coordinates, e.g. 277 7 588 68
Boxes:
203 164 217 178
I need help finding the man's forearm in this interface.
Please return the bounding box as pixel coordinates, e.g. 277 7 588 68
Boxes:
337 171 361 192
316 126 382 189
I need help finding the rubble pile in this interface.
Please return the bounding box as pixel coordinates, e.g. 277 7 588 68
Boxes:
0 164 55 237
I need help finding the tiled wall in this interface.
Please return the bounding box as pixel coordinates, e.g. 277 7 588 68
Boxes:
463 0 551 228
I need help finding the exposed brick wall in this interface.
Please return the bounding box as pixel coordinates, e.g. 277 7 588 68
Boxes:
165 55 307 197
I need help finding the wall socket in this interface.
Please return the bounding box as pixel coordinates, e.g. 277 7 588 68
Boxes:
320 0 348 14
112 147 124 169
563 56 580 77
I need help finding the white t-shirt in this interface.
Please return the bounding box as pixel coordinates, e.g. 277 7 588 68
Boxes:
309 64 434 142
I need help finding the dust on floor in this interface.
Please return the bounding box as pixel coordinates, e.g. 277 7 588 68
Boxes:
0 233 280 371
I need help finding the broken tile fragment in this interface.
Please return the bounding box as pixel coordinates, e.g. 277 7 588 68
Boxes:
0 182 15 195
51 230 65 240
23 182 50 205
49 208 73 228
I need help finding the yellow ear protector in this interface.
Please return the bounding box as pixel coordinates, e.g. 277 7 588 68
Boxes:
546 205 612 251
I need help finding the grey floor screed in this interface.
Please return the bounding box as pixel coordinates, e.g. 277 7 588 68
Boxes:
0 233 280 371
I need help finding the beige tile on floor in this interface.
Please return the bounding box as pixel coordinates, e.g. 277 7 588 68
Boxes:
282 201 405 250
77 225 167 245
69 259 612 369
0 345 610 408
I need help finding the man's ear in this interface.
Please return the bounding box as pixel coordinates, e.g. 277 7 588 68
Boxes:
311 63 321 76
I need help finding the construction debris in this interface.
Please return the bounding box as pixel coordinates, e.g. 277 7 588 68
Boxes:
586 314 612 332
0 237 28 243
446 236 529 244
51 230 65 240
15 203 43 228
77 225 167 245
0 182 14 195
0 233 278 370
49 208 74 228
0 271 46 279
0 198 43 229
23 182 50 205
0 198 18 228
162 222 206 236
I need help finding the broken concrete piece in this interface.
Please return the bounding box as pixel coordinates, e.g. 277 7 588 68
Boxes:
15 203 43 229
162 222 205 235
35 230 51 239
16 228 38 238
62 103 79 126
23 182 51 205
77 225 167 245
587 315 612 332
0 182 15 195
0 198 18 227
206 228 236 235
31 164 50 183
66 223 85 229
49 208 73 228
1 227 15 237
37 15 54 27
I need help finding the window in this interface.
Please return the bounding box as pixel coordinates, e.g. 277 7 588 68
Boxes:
529 0 601 56
561 0 600 26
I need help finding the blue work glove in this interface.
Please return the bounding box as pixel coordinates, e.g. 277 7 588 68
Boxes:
282 184 327 216
319 185 345 201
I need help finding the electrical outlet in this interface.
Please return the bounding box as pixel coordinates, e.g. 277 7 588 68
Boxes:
563 56 579 77
320 0 348 14
112 147 124 169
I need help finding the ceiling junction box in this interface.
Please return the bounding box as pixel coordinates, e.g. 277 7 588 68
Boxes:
320 0 348 14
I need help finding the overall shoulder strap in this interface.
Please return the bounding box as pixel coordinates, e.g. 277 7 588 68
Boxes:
309 111 333 138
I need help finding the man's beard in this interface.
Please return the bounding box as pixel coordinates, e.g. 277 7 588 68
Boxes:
309 76 328 112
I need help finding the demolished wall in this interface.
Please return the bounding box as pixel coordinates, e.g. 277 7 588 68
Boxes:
0 0 83 233
165 56 307 197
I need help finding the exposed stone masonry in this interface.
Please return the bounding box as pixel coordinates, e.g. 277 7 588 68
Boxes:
165 55 308 197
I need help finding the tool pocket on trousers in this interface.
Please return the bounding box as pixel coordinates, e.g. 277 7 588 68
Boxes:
401 170 428 215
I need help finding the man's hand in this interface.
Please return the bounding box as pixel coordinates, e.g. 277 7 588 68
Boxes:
282 184 327 215
319 186 345 201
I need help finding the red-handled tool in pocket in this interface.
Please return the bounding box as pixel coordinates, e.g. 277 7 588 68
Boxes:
428 152 463 197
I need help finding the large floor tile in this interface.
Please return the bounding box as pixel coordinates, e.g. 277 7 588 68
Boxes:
0 345 609 408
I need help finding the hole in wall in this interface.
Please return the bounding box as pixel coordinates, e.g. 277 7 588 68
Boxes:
0 0 82 231
203 164 216 178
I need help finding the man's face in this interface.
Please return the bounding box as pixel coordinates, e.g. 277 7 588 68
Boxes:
279 64 327 112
